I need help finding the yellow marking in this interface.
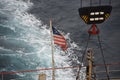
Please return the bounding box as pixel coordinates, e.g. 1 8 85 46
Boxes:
105 13 110 19
81 15 88 23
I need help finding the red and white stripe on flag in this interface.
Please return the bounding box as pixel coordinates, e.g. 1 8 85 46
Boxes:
52 26 67 51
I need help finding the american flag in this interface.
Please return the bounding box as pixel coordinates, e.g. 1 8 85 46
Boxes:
52 26 67 51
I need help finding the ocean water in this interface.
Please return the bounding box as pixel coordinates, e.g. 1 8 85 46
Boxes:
0 0 85 80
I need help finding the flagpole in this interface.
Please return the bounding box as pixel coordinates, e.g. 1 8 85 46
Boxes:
50 19 55 80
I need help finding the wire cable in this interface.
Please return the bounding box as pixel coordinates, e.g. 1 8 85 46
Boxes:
99 0 101 6
76 34 91 80
90 0 92 6
97 34 110 80
80 0 82 7
81 34 91 64
109 0 111 5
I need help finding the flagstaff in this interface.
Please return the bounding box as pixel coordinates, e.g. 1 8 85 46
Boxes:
50 19 55 80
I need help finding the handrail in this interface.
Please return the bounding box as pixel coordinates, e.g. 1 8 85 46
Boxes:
94 62 120 66
98 77 120 80
0 66 79 75
95 69 120 73
93 62 120 80
0 62 119 75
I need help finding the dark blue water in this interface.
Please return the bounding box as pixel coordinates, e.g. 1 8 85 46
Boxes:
0 0 83 80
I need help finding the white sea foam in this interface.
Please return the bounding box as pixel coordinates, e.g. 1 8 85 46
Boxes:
0 0 85 80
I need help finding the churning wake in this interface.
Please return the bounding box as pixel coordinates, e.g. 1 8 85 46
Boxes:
0 0 85 80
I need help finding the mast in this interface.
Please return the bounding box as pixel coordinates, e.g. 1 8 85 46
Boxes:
50 19 55 80
87 49 93 80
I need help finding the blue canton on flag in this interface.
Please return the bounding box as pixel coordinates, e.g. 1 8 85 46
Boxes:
52 26 67 51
